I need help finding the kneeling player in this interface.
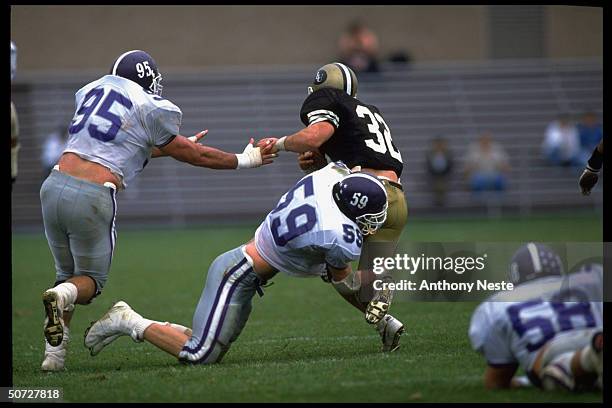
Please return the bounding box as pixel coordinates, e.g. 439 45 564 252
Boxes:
84 162 405 364
469 243 603 391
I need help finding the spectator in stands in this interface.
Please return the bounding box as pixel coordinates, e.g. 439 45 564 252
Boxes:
464 132 510 192
577 111 603 164
41 125 69 177
425 136 453 206
541 113 581 167
338 20 380 73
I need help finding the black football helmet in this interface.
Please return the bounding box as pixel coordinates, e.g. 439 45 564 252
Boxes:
508 242 564 285
333 172 388 235
110 50 163 96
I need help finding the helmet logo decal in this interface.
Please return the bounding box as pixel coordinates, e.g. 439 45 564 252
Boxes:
314 69 327 85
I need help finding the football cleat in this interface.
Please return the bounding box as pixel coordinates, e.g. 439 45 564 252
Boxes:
376 314 405 352
365 276 394 325
42 289 65 347
84 301 143 356
41 328 69 372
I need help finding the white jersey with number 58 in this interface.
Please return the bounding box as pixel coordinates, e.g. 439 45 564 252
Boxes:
469 265 603 371
64 75 182 188
255 162 363 277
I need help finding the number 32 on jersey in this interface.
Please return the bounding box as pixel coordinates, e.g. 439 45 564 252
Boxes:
356 105 403 163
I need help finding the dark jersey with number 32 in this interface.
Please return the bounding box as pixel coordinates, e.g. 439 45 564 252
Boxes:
300 88 403 177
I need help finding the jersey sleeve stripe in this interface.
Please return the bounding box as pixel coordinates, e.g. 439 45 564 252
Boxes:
307 109 339 119
307 110 340 126
309 115 339 128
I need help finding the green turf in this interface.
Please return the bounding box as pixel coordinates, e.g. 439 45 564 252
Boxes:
12 214 602 402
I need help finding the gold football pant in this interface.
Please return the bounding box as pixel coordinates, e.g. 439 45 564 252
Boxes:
357 179 408 303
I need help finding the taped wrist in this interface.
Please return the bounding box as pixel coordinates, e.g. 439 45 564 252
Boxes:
235 149 261 169
275 136 287 151
587 148 603 172
331 270 362 296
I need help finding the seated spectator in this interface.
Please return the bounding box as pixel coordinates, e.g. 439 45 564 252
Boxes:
577 111 603 164
338 20 380 73
425 136 453 206
464 132 510 192
541 114 581 167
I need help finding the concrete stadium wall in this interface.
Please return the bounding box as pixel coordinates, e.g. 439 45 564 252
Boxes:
546 6 603 58
11 5 601 71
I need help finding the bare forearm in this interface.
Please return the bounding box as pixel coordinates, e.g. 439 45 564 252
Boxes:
168 140 238 169
330 267 367 313
191 145 238 169
284 128 325 153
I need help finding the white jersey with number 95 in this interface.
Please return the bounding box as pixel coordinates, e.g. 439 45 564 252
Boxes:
63 75 182 188
255 162 363 277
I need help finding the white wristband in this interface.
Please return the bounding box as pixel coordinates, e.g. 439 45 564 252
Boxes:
275 136 287 151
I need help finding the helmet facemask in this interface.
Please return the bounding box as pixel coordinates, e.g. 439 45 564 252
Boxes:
355 202 388 236
150 71 163 96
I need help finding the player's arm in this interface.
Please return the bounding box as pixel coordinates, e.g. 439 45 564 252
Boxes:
151 130 208 158
298 150 328 173
257 121 335 154
579 139 603 195
327 264 367 313
160 136 276 169
483 364 519 389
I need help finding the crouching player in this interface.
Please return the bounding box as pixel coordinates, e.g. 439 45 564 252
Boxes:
469 243 603 391
84 162 405 364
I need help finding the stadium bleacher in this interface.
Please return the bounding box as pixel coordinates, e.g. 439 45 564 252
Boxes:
11 58 602 229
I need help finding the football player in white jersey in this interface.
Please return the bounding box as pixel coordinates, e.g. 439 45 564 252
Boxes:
84 162 405 365
469 243 603 391
39 50 276 371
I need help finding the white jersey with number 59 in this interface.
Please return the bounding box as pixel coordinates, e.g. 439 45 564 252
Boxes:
255 162 363 277
64 75 182 188
469 265 603 371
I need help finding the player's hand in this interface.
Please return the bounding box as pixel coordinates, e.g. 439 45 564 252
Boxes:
258 138 278 165
257 137 280 154
236 138 277 169
187 129 208 143
298 151 327 173
579 167 599 195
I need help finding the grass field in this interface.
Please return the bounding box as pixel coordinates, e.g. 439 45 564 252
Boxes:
12 214 602 402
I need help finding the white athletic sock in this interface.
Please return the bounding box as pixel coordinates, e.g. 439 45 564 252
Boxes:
131 317 161 342
51 282 78 310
